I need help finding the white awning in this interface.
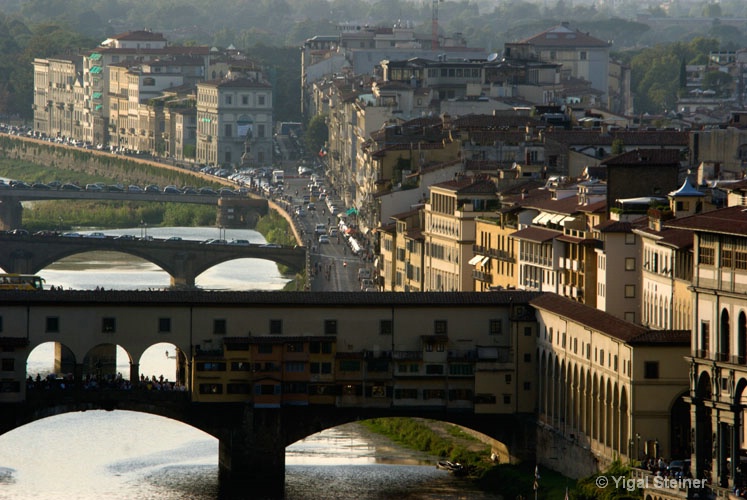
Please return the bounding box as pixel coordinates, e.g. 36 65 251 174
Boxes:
468 255 483 265
480 256 490 265
532 212 552 225
548 213 566 224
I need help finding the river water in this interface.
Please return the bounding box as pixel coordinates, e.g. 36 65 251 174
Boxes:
0 226 502 499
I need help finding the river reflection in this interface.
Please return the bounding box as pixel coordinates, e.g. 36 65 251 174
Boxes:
28 226 292 291
0 413 500 500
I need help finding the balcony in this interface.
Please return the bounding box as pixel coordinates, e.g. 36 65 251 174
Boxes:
392 351 421 360
472 269 492 283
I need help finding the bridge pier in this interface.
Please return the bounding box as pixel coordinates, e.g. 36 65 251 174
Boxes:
171 254 196 289
0 200 22 231
218 407 286 497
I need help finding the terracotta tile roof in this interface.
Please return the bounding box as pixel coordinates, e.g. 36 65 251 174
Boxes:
451 115 541 130
110 30 167 42
601 148 682 167
372 141 447 157
543 130 689 147
666 206 747 236
511 226 560 243
0 290 542 307
627 329 690 346
657 228 694 249
595 220 633 233
518 25 609 48
431 177 496 194
530 293 648 342
578 199 608 213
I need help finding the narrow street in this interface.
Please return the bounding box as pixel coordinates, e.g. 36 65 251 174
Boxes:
281 174 374 293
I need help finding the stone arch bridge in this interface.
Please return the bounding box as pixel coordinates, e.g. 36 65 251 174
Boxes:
2 389 534 497
0 234 305 287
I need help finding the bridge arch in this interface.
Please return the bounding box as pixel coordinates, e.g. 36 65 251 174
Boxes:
0 236 305 288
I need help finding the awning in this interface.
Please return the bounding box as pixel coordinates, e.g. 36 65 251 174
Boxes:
89 66 102 74
532 212 552 225
468 255 483 265
92 92 102 99
480 256 490 265
548 214 566 225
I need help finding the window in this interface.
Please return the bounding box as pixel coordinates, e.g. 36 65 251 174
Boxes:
644 361 659 379
625 312 636 323
503 394 511 404
340 360 361 371
286 342 303 353
425 364 444 375
625 285 636 298
101 317 116 333
380 319 393 335
699 246 715 265
199 383 223 394
434 320 447 335
225 95 232 105
46 316 59 333
579 51 587 60
625 233 636 245
158 318 171 333
231 361 251 371
196 362 226 371
285 362 305 372
523 382 531 391
213 319 227 335
324 319 337 335
625 258 636 271
242 95 248 105
258 344 273 354
523 353 531 362
505 374 512 384
524 326 532 337
224 124 232 137
258 95 266 106
2 358 13 371
227 383 252 394
269 319 282 335
489 320 502 335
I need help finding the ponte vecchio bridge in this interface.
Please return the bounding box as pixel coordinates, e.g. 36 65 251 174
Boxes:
0 290 539 495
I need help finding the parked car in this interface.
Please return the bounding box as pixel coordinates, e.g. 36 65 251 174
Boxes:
60 184 81 191
127 185 143 193
228 239 250 246
163 185 180 194
85 184 103 191
144 185 160 193
84 232 106 238
318 235 330 244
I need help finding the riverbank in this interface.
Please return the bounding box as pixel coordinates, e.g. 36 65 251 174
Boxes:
361 417 575 499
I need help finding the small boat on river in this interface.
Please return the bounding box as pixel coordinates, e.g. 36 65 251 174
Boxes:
436 460 466 475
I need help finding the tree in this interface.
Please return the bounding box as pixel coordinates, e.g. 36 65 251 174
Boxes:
702 70 734 97
304 115 327 157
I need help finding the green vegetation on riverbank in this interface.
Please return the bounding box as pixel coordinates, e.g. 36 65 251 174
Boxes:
23 200 217 231
361 417 578 499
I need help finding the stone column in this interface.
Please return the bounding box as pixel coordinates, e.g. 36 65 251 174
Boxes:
0 200 22 231
218 407 286 497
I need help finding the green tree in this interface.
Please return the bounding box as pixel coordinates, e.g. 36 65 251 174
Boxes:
702 70 734 96
304 114 328 156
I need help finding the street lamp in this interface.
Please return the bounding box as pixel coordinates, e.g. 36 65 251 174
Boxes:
636 433 641 461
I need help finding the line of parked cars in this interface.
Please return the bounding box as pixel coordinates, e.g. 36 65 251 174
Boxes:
0 179 232 196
